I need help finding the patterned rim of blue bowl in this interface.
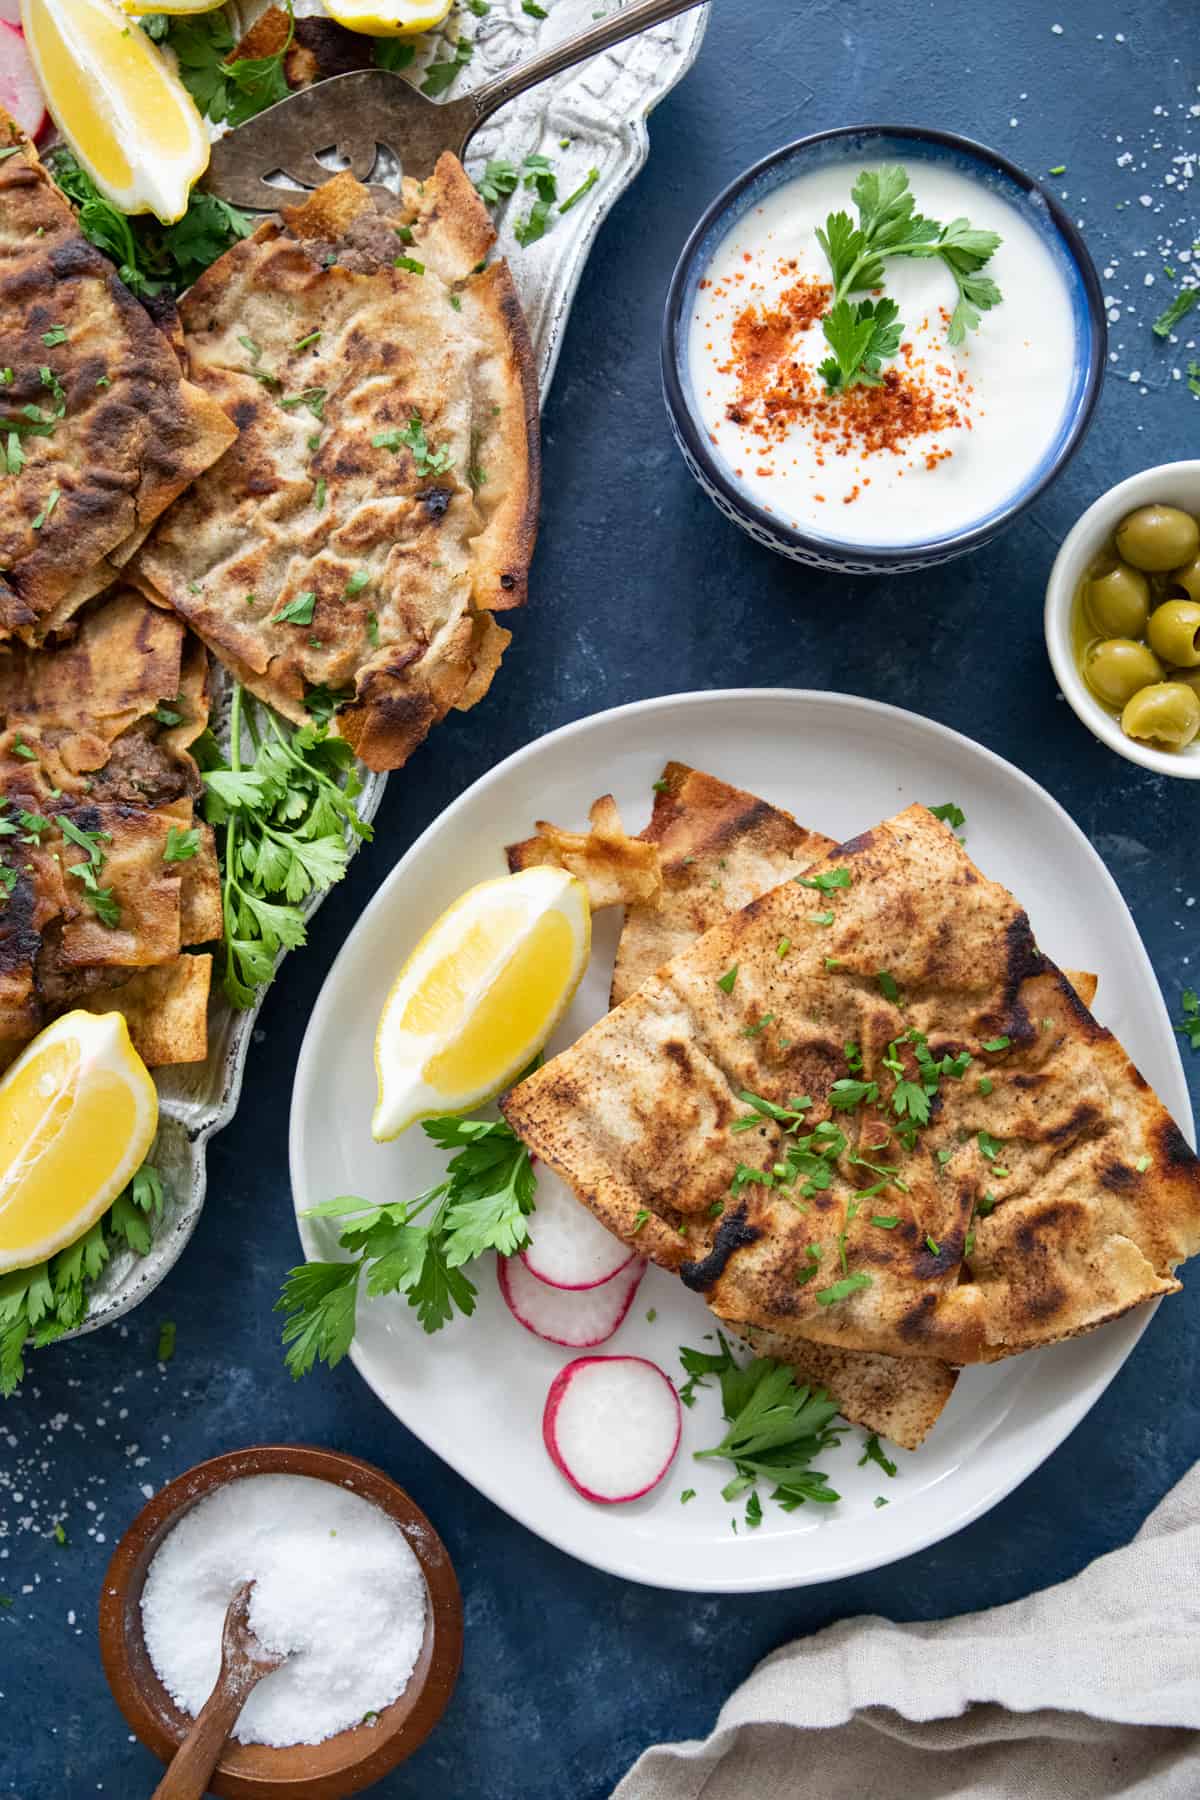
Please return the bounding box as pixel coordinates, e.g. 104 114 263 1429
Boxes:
661 123 1108 569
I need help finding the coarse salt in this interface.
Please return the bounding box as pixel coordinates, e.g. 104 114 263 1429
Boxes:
141 1474 426 1747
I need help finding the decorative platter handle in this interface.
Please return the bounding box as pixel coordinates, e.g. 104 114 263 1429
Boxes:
463 0 711 144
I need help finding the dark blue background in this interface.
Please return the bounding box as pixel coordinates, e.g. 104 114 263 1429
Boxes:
5 3 1199 1795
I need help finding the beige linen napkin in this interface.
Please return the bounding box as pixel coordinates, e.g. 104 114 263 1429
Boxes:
613 1467 1200 1800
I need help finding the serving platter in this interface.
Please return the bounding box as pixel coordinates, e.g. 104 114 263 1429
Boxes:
290 688 1193 1592
72 0 709 1337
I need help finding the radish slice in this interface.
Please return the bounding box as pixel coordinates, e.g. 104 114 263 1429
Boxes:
0 2 21 30
520 1167 634 1290
0 22 44 139
498 1252 643 1347
543 1356 682 1503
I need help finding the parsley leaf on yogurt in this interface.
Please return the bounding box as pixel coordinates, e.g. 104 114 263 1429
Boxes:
815 165 1003 390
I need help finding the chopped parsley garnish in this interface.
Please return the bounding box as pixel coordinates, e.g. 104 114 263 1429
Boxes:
981 1035 1011 1052
156 1319 176 1363
828 1077 879 1110
976 1191 997 1217
421 32 473 97
858 1432 897 1478
1135 1154 1153 1173
41 326 68 347
163 825 201 862
794 1243 823 1285
794 866 852 893
685 1334 843 1508
273 591 316 626
824 956 842 971
278 1116 533 1369
294 331 320 351
11 735 36 760
716 964 738 994
280 387 326 421
1176 988 1200 1053
632 1208 650 1233
928 801 966 829
155 2 294 129
977 1130 1004 1162
394 254 425 275
476 158 520 205
815 166 1003 390
925 1234 940 1255
808 909 835 926
815 1271 872 1306
1152 288 1197 338
978 1076 993 1096
312 477 326 511
680 1488 696 1504
560 168 600 213
741 1014 775 1038
744 1491 763 1529
877 970 900 1003
56 814 119 925
776 937 791 957
366 613 380 647
344 569 370 597
372 413 452 477
31 487 61 530
870 1214 899 1229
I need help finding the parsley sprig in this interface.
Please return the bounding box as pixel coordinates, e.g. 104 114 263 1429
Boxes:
1175 989 1200 1053
197 684 371 1009
816 166 1003 390
682 1335 844 1510
277 1118 534 1375
0 1166 164 1396
142 4 294 129
48 147 251 298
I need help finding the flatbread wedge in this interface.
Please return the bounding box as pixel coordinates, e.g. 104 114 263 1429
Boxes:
605 765 956 1449
503 803 1200 1367
0 112 237 647
133 157 539 772
0 588 218 1064
507 795 662 908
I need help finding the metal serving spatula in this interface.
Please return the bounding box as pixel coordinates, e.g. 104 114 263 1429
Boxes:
204 0 707 213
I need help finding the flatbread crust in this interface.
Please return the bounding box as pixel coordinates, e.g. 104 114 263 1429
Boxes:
503 803 1200 1367
133 156 539 772
0 112 237 647
507 795 662 909
0 588 217 1063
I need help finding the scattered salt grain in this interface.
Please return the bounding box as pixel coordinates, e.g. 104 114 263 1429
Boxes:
141 1474 426 1747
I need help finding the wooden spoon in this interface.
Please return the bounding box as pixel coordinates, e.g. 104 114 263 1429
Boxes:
150 1581 288 1800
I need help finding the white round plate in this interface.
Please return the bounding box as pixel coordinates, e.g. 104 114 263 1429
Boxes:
290 691 1193 1592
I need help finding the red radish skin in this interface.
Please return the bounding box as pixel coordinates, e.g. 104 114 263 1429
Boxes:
543 1356 682 1504
497 1252 643 1347
519 1166 634 1290
0 2 21 29
0 22 45 138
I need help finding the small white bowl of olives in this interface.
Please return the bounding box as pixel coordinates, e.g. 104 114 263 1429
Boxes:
1046 460 1200 779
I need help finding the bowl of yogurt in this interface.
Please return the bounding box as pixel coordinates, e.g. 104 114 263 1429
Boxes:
663 124 1106 574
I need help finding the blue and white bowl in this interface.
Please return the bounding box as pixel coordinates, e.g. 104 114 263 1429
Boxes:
661 124 1107 576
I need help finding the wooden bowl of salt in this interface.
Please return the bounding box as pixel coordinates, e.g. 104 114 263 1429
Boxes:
99 1444 463 1799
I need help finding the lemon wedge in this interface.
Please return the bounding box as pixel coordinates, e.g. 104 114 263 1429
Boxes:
21 0 209 221
322 0 452 38
373 866 590 1141
0 1010 159 1275
120 0 224 13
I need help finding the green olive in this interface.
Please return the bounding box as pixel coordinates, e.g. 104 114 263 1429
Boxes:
1084 561 1151 638
1121 681 1200 750
1083 638 1164 708
1147 598 1200 667
1174 669 1200 699
1115 504 1200 572
1168 556 1200 603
